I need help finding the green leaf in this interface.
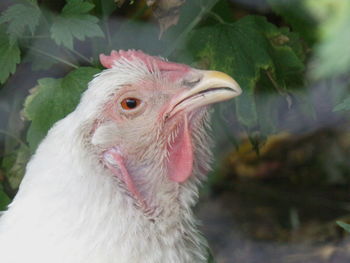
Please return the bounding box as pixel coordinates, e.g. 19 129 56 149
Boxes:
2 144 30 190
187 16 305 131
92 0 117 18
0 2 41 43
24 67 100 151
337 221 350 233
0 28 20 84
50 0 104 49
267 0 317 45
4 95 26 154
0 185 11 211
207 247 217 263
163 0 220 57
306 0 350 78
333 96 350 112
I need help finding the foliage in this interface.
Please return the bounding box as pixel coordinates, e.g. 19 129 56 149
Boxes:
0 1 349 261
187 15 304 131
2 144 30 190
306 0 350 79
0 28 20 84
336 221 350 233
207 247 217 263
0 1 350 258
0 1 41 43
50 0 104 49
267 0 317 45
24 67 100 151
0 185 10 211
334 96 350 112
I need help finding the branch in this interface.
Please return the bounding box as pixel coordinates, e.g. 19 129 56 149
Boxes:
163 0 220 57
29 47 79 69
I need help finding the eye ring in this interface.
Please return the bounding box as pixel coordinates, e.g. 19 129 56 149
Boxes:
120 97 141 110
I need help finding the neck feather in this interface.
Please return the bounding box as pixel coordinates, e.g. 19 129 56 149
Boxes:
0 112 212 263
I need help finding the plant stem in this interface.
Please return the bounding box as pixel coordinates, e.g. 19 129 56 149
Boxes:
266 70 293 108
207 11 229 25
22 34 90 65
163 0 220 57
66 48 92 64
104 18 112 48
0 130 27 148
21 35 50 39
30 47 79 69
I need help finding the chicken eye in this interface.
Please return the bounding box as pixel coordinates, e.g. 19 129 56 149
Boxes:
121 98 141 110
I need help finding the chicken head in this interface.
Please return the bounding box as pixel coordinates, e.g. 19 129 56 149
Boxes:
85 50 241 215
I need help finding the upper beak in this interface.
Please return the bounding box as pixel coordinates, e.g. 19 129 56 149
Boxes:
166 70 242 119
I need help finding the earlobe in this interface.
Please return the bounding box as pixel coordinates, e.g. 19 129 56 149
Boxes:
91 122 119 147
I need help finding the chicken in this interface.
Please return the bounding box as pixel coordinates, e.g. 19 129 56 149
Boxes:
0 50 241 263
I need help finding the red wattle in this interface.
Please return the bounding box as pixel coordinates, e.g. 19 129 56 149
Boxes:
167 116 193 183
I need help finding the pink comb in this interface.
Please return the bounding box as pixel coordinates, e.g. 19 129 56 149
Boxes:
99 50 190 80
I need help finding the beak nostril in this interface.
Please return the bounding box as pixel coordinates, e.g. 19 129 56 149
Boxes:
182 72 202 87
182 78 201 87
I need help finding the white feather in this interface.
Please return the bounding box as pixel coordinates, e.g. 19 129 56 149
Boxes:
0 58 212 263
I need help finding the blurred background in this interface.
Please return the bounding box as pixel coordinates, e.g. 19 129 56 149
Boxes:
1 0 350 262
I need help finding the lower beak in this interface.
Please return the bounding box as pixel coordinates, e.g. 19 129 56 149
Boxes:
166 70 241 119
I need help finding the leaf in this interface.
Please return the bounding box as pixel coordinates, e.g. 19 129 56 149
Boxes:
92 0 117 18
207 247 217 263
0 2 41 43
0 185 10 211
267 0 317 45
333 96 350 112
163 0 220 57
2 144 30 190
187 16 305 131
0 28 20 84
4 96 26 154
305 0 350 78
50 0 104 49
337 221 350 233
24 67 100 151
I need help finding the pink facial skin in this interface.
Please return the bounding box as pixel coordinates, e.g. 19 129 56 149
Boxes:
99 49 197 209
167 115 194 183
103 147 147 208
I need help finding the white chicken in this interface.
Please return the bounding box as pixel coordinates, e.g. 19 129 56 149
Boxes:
0 50 241 263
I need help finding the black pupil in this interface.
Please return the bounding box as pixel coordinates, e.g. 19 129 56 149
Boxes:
126 99 137 109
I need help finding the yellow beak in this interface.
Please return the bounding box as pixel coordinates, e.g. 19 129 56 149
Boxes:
167 70 241 118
